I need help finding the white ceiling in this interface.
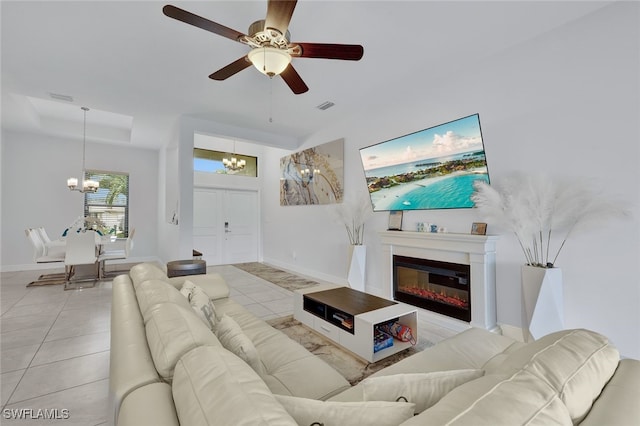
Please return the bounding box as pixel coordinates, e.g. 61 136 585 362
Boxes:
1 1 611 150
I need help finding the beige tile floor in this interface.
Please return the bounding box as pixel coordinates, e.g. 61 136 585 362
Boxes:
0 264 294 425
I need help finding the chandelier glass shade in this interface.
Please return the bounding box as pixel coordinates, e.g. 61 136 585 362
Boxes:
67 107 99 193
247 46 291 77
222 140 247 172
222 156 246 171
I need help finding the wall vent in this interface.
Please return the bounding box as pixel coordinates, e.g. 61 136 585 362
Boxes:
49 92 74 102
316 101 335 111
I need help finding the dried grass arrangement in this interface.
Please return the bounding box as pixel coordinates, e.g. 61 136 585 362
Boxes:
471 174 623 268
331 190 373 245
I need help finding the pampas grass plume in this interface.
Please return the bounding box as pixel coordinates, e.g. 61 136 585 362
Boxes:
472 174 625 267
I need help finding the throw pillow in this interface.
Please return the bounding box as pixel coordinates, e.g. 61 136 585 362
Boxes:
275 394 415 426
179 280 196 300
216 314 265 375
180 280 218 332
361 369 484 413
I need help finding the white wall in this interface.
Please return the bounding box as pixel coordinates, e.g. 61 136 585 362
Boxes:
1 129 160 270
261 2 640 357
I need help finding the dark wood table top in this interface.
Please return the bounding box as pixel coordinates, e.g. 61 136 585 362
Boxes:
305 287 397 316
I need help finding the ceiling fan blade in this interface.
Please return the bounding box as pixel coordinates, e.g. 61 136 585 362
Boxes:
292 43 364 61
209 56 252 80
163 5 246 42
264 0 297 34
280 64 308 94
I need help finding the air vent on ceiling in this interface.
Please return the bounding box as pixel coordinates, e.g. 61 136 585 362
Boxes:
49 92 74 102
316 101 335 111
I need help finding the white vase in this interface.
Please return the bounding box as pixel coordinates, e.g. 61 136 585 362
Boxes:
521 265 564 342
348 245 366 292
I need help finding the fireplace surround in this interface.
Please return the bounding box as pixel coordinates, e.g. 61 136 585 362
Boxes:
380 231 499 333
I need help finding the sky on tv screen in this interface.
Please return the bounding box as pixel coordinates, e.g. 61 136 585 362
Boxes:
360 114 489 211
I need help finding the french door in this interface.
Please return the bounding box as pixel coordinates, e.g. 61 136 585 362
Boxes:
193 188 259 265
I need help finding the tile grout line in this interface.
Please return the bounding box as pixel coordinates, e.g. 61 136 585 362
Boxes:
3 377 110 410
1 287 71 410
1 279 111 410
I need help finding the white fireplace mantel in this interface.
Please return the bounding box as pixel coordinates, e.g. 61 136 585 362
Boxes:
379 231 500 333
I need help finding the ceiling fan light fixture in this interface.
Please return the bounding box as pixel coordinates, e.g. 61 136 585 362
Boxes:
248 46 291 77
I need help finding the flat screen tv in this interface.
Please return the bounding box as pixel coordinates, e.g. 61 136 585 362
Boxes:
359 113 489 211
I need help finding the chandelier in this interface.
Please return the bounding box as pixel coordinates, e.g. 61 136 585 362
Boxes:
67 107 99 193
222 141 246 171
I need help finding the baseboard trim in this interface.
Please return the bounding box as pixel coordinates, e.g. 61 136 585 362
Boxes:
261 257 347 287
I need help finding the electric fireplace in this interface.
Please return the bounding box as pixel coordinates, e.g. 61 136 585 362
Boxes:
393 255 471 322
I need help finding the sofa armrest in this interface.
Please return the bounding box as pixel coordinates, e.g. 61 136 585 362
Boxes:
166 273 230 300
117 383 179 426
579 359 640 425
109 275 162 425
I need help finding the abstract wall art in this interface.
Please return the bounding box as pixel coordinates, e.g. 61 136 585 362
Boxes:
280 138 344 206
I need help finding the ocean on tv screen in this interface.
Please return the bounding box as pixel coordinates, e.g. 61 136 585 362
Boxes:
369 170 489 211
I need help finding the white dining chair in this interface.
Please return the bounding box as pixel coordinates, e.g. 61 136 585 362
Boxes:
35 227 66 251
64 230 99 290
25 228 65 263
97 228 135 278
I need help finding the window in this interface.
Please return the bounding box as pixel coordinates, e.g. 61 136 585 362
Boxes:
194 148 258 177
84 171 129 238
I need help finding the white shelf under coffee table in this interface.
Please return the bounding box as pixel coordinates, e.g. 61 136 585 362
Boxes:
294 284 418 363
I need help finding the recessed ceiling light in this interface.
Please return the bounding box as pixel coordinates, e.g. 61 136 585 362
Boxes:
49 92 74 102
316 101 335 111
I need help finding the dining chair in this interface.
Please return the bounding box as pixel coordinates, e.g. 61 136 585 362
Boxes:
64 229 99 290
97 228 135 278
25 228 65 264
35 227 66 252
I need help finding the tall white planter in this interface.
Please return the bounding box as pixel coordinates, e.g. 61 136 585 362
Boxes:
521 265 564 342
348 245 366 292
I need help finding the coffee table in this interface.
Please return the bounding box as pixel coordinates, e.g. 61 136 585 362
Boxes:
294 284 418 362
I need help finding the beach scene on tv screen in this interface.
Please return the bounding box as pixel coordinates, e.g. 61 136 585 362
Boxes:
360 114 489 211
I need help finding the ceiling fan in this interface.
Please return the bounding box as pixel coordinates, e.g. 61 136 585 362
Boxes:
162 0 364 95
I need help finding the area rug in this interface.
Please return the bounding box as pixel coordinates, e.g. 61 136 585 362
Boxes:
232 262 319 291
267 315 433 385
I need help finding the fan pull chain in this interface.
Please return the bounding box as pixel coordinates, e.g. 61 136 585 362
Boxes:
269 78 273 123
262 47 267 74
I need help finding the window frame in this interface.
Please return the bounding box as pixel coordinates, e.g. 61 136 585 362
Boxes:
83 170 130 238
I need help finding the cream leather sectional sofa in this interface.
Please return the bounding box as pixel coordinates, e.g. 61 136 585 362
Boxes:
109 263 640 425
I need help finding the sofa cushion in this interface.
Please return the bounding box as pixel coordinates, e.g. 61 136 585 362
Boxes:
145 303 221 382
330 327 518 403
275 394 415 426
400 370 572 426
172 345 297 426
214 299 351 400
487 329 619 423
579 359 640 426
136 279 193 323
216 314 265 375
129 262 167 289
180 280 219 331
361 370 484 413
